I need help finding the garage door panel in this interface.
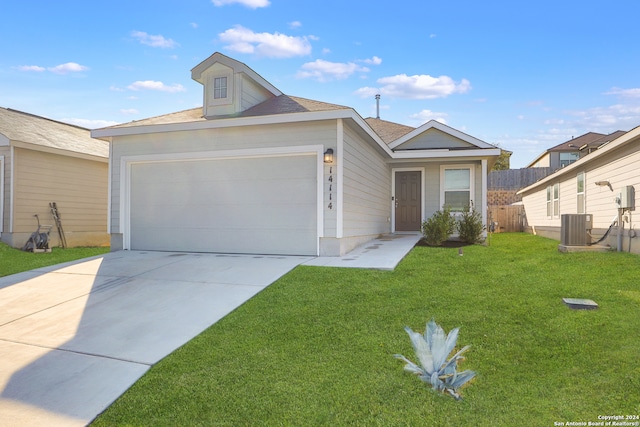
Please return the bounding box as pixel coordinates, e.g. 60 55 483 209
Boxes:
129 155 317 255
134 204 316 230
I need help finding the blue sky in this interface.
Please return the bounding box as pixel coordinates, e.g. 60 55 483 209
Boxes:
2 0 639 168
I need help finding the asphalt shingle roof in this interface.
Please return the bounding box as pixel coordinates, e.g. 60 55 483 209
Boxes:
364 118 415 144
0 107 108 158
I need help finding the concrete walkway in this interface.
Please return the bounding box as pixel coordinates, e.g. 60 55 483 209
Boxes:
0 234 420 426
304 233 422 270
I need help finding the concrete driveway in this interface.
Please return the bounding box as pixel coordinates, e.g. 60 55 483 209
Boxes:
0 251 312 427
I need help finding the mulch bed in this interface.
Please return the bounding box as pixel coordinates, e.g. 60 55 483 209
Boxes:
415 238 471 248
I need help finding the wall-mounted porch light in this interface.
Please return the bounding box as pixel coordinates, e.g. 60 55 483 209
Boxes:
324 148 334 164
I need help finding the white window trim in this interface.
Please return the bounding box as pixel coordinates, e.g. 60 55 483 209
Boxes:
553 183 560 218
440 164 474 213
208 71 233 107
213 76 228 100
577 172 585 214
546 185 552 219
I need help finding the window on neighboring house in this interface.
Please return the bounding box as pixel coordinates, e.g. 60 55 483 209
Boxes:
577 172 585 214
214 76 227 99
553 183 560 217
442 166 472 212
559 152 580 168
546 186 552 218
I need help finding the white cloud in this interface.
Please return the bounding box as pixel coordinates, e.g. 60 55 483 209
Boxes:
48 62 90 74
289 21 302 29
16 65 46 72
296 59 369 82
211 0 270 8
62 118 120 129
410 109 448 124
605 87 640 98
190 22 198 29
356 73 471 99
131 31 179 48
567 103 640 130
362 56 382 65
127 80 186 93
109 85 125 92
120 108 139 115
219 25 312 58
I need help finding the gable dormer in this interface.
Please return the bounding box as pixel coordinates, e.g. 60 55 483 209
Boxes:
389 120 494 151
191 52 282 118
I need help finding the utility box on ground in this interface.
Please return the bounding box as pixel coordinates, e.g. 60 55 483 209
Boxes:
561 214 593 246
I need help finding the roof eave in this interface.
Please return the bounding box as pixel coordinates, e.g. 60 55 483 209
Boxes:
11 139 109 162
391 147 501 160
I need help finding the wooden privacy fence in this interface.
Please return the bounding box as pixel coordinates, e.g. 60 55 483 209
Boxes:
488 205 526 233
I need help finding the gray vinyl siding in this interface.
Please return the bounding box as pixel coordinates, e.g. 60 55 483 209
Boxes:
341 124 391 237
12 148 108 233
398 128 474 150
110 120 337 234
240 77 272 111
395 161 483 221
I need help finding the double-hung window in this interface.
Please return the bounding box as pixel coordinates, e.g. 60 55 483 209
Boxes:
442 166 473 212
546 186 552 218
553 183 560 217
214 76 228 99
577 172 585 214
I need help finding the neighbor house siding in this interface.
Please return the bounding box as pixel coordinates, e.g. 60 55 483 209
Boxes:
341 123 390 238
583 142 640 227
109 120 337 235
12 148 108 246
0 147 9 233
521 130 640 247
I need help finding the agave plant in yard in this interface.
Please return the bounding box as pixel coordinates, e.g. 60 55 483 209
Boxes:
394 319 476 400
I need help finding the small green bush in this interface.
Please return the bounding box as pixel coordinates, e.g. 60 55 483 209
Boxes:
421 206 457 246
457 203 485 244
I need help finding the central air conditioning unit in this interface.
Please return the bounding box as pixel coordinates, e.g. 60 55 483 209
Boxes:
560 214 593 246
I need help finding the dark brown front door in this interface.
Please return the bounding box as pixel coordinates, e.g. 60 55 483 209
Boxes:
395 171 421 231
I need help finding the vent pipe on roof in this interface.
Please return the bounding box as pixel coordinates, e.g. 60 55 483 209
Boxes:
375 94 381 119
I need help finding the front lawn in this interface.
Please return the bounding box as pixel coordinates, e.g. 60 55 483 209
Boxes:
0 243 110 277
93 234 640 426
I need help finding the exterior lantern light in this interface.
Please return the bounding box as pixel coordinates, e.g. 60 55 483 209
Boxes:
324 148 334 164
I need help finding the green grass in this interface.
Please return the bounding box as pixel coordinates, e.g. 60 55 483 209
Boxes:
89 233 639 426
0 243 110 277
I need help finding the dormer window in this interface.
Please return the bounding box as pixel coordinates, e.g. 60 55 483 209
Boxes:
214 77 227 99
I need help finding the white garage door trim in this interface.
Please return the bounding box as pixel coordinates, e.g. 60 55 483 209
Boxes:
120 145 325 254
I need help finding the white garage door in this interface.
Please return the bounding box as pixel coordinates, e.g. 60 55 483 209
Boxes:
129 154 318 255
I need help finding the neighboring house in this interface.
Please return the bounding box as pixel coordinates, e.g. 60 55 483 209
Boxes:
527 131 625 170
517 126 640 253
92 52 500 256
0 107 109 248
